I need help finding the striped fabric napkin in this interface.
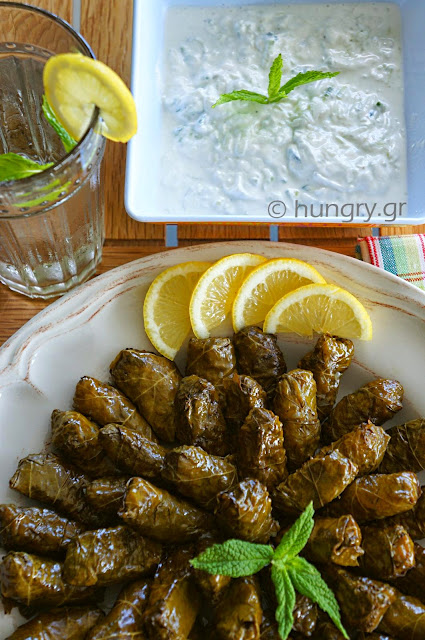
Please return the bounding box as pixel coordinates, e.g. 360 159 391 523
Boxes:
357 235 425 291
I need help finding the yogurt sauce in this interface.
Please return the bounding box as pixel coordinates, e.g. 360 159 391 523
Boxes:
160 3 407 217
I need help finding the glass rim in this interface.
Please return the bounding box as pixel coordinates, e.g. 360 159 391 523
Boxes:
0 1 102 199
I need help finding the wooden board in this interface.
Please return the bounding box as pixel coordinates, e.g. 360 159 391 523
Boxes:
79 0 163 242
1 0 72 18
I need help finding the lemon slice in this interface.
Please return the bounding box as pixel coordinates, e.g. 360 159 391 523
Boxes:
43 53 137 142
263 283 372 340
144 261 212 359
232 258 326 331
190 253 267 339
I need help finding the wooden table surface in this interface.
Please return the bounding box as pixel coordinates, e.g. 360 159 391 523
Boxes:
1 0 422 347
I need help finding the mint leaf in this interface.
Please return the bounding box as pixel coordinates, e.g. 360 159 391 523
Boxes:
0 97 77 184
42 95 76 153
213 55 339 108
274 502 314 563
268 53 283 100
18 180 71 208
272 565 296 640
287 556 349 639
279 70 340 96
0 153 54 182
190 539 274 577
212 90 268 108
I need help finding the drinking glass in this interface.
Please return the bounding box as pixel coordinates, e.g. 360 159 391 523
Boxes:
0 2 106 299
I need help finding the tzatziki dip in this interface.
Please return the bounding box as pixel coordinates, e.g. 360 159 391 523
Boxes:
160 3 407 218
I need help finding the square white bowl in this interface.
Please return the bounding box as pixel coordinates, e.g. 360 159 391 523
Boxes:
125 0 425 224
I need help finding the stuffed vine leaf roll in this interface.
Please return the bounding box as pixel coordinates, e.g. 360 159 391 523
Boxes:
0 551 100 607
222 374 267 440
119 477 214 543
98 424 166 480
393 543 425 602
320 422 390 475
298 334 354 422
9 453 107 528
215 478 279 543
237 406 287 489
303 515 364 567
259 618 282 640
257 568 317 636
258 613 300 640
63 525 162 587
143 546 200 640
258 615 298 640
85 476 129 521
388 491 425 540
272 450 358 514
192 534 231 603
162 445 238 509
0 504 83 558
323 565 397 632
215 576 262 640
188 622 214 640
378 419 425 474
326 472 421 522
378 592 425 640
51 410 117 478
110 349 182 442
292 593 318 636
273 369 321 470
357 634 395 640
233 326 286 400
322 379 404 443
174 375 229 456
87 579 150 640
6 606 104 640
185 337 237 394
310 620 346 640
358 524 415 580
74 375 156 440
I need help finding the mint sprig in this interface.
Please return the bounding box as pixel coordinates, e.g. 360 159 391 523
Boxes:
274 502 315 562
191 539 274 577
212 90 269 108
190 503 348 640
272 564 296 640
212 53 339 108
18 179 72 208
287 556 348 638
0 96 77 184
268 53 284 101
42 95 77 153
0 153 54 183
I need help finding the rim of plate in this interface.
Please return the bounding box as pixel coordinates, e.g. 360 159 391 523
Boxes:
1 240 425 382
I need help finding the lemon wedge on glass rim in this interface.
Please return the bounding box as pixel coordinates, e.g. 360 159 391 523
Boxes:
232 258 326 332
143 261 212 360
263 283 372 340
43 53 137 143
190 253 266 339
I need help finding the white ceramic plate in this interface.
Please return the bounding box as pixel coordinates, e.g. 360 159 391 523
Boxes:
1 240 425 634
126 0 425 224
